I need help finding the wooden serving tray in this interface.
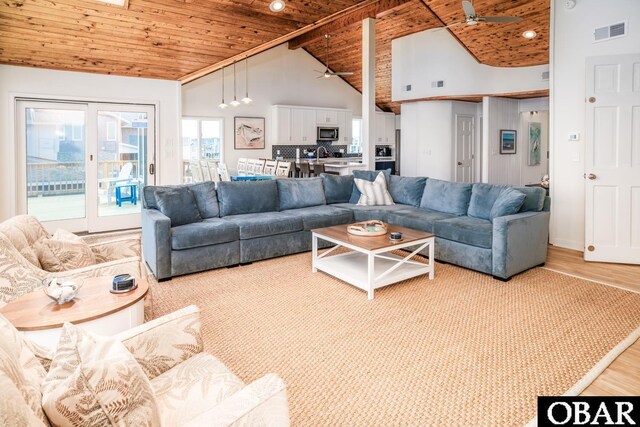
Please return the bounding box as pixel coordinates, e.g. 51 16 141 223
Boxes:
347 220 388 237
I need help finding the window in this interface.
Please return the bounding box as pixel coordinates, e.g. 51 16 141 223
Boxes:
181 118 224 181
350 118 362 154
106 121 117 141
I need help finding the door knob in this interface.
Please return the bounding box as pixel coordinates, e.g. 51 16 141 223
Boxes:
457 162 463 165
587 173 596 180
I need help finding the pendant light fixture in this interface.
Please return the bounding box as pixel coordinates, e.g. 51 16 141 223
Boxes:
218 67 228 109
241 58 253 104
230 62 241 107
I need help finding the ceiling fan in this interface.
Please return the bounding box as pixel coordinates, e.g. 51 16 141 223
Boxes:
315 34 354 79
442 0 522 29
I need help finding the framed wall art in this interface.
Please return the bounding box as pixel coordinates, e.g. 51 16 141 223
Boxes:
234 117 265 149
528 122 541 166
499 130 517 154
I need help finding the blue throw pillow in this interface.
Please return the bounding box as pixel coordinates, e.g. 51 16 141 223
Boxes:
320 174 354 204
349 169 391 204
143 182 219 218
513 186 546 212
467 183 508 220
490 187 526 220
389 176 427 207
277 178 326 210
154 187 202 227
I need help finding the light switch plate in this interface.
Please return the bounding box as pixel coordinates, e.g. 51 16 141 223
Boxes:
568 132 580 141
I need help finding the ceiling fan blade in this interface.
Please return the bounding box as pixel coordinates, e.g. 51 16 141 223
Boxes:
461 0 476 18
478 16 522 23
332 72 354 76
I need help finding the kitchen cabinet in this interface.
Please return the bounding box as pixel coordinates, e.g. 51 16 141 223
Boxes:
375 112 396 145
272 106 316 144
272 105 352 145
291 108 316 143
317 109 338 125
337 110 353 145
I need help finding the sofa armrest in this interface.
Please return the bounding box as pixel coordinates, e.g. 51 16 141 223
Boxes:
492 211 550 279
184 374 289 427
115 305 203 380
89 236 141 262
141 208 172 280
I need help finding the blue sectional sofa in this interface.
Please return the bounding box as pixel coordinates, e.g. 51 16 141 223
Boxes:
141 173 550 281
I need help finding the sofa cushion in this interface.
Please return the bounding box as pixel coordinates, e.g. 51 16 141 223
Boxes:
514 186 547 212
434 216 493 249
144 182 219 219
277 178 326 210
155 187 203 226
354 172 394 206
387 207 456 233
171 218 239 250
332 203 406 223
217 180 279 217
420 178 472 216
389 175 427 207
349 169 391 203
0 371 48 427
42 323 161 427
490 187 526 220
467 183 508 220
282 205 353 230
151 353 245 426
222 212 303 240
320 174 354 204
34 237 96 272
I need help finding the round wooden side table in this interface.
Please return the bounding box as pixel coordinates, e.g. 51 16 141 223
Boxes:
0 275 148 348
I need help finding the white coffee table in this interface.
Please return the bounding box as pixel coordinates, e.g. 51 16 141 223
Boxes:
311 224 435 299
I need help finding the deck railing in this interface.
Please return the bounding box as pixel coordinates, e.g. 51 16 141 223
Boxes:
27 161 135 197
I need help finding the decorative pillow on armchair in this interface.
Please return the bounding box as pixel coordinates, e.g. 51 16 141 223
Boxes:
354 172 395 206
34 230 96 272
42 323 161 427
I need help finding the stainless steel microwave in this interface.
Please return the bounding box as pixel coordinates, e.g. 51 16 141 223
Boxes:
317 127 339 141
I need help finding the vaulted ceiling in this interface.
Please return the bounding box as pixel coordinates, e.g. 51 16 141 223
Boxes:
0 0 550 112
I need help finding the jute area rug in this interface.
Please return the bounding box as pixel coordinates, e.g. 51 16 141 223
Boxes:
150 252 640 426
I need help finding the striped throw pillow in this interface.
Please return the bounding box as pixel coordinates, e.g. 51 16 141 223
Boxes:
355 172 395 206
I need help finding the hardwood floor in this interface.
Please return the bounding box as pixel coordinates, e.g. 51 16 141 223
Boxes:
544 246 640 396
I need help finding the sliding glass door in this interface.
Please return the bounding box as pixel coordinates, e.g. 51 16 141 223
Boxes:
16 100 155 233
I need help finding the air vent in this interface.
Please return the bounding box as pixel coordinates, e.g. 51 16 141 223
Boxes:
431 80 445 88
403 84 412 92
594 21 626 42
541 71 550 81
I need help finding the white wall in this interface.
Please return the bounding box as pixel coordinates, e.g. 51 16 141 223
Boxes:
392 29 549 101
182 44 363 170
400 101 454 180
550 0 640 250
0 65 181 222
482 97 521 185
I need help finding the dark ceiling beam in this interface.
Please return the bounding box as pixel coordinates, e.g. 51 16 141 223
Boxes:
417 0 481 64
288 0 413 50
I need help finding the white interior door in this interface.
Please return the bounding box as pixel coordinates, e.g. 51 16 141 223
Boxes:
584 53 640 263
16 100 155 233
455 114 474 183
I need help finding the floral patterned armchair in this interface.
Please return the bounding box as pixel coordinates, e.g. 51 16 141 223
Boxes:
0 215 144 306
0 305 289 426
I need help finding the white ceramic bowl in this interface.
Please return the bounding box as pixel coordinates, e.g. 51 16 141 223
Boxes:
42 277 83 304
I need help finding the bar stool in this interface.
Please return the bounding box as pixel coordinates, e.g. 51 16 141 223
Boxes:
312 163 325 176
299 162 311 178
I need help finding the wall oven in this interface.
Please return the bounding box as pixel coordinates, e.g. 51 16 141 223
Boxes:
317 127 339 141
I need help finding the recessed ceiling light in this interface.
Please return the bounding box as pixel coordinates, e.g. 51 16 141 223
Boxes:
522 30 537 39
269 0 285 12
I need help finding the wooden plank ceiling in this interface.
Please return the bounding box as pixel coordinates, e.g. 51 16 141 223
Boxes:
0 0 550 113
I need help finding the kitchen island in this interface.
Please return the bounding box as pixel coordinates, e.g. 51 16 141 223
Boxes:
279 158 368 176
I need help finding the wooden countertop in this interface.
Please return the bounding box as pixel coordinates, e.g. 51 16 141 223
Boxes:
0 275 148 331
